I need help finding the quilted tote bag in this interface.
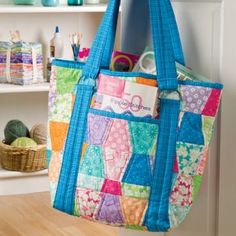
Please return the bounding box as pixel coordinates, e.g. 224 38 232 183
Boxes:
47 0 223 232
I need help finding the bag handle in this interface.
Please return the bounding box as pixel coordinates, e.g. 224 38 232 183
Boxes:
82 0 184 90
81 0 121 86
149 0 178 90
162 0 185 66
100 0 120 67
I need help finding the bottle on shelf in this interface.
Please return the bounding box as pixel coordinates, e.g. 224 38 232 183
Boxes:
13 0 36 5
41 0 59 7
50 26 63 59
47 26 63 82
68 0 83 6
85 0 100 4
46 58 53 82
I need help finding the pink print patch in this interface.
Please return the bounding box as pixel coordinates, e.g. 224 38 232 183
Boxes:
76 188 104 220
202 89 221 116
98 74 125 98
101 179 122 196
170 175 193 207
196 147 209 175
103 119 132 181
173 157 179 173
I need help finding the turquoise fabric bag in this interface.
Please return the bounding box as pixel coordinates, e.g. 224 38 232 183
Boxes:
47 0 223 232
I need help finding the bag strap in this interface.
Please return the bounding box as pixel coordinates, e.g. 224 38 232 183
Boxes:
149 0 177 90
145 2 182 231
100 0 120 67
82 0 121 85
163 0 185 65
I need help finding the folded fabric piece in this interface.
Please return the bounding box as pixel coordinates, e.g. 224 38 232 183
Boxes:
0 41 44 85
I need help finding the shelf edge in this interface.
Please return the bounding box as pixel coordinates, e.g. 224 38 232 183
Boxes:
0 4 108 13
0 169 48 179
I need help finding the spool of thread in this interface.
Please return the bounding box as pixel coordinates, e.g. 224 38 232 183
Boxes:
4 120 30 145
30 123 47 145
11 137 37 147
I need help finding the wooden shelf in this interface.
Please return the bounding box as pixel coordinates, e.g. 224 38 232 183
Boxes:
0 82 50 94
0 168 48 179
0 4 108 13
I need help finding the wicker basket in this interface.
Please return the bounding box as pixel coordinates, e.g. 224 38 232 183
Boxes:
0 141 47 172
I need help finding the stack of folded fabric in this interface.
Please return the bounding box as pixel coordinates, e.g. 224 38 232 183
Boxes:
0 42 9 82
0 41 44 85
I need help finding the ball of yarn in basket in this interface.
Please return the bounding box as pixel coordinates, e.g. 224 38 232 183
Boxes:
4 120 30 145
11 137 37 147
30 123 47 145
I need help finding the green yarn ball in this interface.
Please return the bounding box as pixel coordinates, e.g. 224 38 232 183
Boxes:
4 120 30 145
30 123 47 145
11 137 37 148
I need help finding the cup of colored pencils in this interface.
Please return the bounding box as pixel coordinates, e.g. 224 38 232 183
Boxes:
69 32 82 61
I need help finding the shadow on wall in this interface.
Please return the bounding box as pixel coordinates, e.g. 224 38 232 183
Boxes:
121 0 150 54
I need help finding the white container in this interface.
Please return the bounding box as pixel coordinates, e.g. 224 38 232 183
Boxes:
85 0 99 4
50 26 63 59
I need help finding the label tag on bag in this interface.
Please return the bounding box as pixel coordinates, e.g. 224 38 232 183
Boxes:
94 74 158 118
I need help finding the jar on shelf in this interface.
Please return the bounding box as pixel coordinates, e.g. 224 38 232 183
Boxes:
68 0 83 5
85 0 99 4
13 0 36 5
41 0 59 6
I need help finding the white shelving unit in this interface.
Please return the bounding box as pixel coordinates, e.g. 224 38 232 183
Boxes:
0 168 49 195
0 4 108 13
0 82 50 93
0 0 120 195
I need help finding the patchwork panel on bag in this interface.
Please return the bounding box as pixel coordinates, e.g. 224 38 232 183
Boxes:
87 114 112 145
120 197 147 226
75 112 158 227
49 181 58 206
169 205 191 228
101 179 122 195
47 63 223 230
122 154 152 186
170 175 193 207
103 119 132 181
56 66 82 95
49 94 73 123
49 121 69 152
96 194 124 225
192 175 203 202
169 83 222 229
202 116 215 145
79 145 105 178
47 64 83 212
180 85 212 114
48 151 62 183
202 88 222 116
75 188 104 220
176 142 206 176
73 89 220 228
77 173 104 191
128 122 158 155
178 112 204 145
122 183 150 199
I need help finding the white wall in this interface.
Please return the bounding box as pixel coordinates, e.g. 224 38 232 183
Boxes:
218 1 236 236
0 0 107 4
